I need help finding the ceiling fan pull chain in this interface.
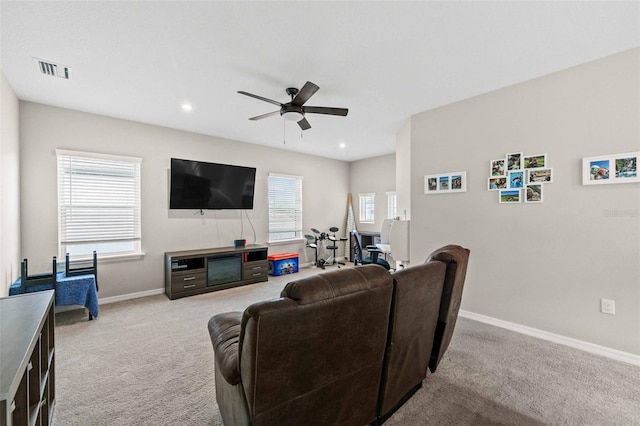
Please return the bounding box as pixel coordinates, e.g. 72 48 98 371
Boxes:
283 118 286 144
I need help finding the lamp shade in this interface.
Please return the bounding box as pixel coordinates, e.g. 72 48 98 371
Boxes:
282 111 304 122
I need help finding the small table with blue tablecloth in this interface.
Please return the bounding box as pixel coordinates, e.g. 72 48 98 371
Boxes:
10 271 99 319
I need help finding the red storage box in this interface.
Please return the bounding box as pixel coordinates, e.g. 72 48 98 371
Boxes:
268 253 299 276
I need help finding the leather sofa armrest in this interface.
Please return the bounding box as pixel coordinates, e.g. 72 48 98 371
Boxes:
208 311 243 385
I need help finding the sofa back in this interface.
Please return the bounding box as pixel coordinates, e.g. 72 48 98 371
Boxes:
427 244 471 372
377 260 447 418
238 264 393 426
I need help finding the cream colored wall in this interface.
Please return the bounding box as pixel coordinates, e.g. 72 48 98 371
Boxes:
19 102 349 298
395 119 411 220
0 70 20 297
349 154 396 234
408 48 640 355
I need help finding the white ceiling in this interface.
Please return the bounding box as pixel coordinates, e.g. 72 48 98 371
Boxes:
1 1 638 161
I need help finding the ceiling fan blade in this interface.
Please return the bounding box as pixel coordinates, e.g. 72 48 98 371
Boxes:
292 81 319 106
297 117 311 130
304 106 349 116
249 110 280 121
238 91 282 107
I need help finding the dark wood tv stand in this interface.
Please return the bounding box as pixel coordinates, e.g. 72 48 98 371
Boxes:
1 291 56 426
164 244 268 300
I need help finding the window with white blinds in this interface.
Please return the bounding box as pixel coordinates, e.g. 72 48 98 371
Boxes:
359 193 375 223
57 149 142 259
386 191 397 219
268 173 303 242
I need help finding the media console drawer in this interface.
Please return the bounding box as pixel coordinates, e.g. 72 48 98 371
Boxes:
243 262 268 280
164 245 269 300
171 270 206 293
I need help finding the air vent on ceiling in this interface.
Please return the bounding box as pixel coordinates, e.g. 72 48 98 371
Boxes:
33 58 72 80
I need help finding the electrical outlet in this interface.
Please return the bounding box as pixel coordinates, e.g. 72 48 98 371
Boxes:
601 299 615 315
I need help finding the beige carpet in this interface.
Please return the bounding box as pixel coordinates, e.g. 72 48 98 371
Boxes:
52 266 640 426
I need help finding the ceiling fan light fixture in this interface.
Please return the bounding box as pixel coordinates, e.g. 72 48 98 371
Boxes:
282 111 304 122
239 82 347 132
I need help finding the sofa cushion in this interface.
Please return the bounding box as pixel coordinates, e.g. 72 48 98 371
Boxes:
281 263 391 305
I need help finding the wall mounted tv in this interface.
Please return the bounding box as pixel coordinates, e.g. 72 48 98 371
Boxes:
170 158 256 210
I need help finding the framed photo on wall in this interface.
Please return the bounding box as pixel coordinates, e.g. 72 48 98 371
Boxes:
508 171 524 189
527 168 553 184
499 189 521 203
490 151 552 204
507 152 523 171
439 176 450 190
424 171 467 194
523 154 547 169
582 152 639 185
488 176 507 191
524 184 543 203
490 159 506 176
426 176 438 192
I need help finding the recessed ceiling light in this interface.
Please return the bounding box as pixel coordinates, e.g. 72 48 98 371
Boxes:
181 103 193 112
339 143 346 149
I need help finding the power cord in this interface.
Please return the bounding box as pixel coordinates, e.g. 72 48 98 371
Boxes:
243 209 257 244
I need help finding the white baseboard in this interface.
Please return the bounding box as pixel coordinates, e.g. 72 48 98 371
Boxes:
459 310 640 367
99 288 165 305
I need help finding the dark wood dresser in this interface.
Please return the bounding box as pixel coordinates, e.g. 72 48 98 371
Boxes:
0 290 55 426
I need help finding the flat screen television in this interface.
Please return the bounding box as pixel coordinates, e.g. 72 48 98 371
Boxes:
170 158 256 210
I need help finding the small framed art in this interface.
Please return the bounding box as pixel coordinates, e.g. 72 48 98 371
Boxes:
508 171 524 189
424 171 467 194
439 176 449 190
524 184 543 203
582 152 639 185
488 177 507 190
490 159 505 176
507 152 523 171
523 154 547 169
426 176 438 192
527 168 553 184
499 189 521 203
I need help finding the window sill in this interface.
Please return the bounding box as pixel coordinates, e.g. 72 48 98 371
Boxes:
267 238 305 246
95 252 146 263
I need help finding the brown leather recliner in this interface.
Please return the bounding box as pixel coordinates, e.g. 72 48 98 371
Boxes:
375 244 470 423
376 260 447 422
208 265 394 426
427 244 471 373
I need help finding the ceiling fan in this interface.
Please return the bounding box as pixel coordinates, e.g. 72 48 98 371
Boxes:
238 81 348 130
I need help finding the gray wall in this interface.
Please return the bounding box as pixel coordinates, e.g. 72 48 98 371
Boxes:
19 102 350 299
349 154 396 233
395 120 411 220
0 70 20 297
406 48 639 355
